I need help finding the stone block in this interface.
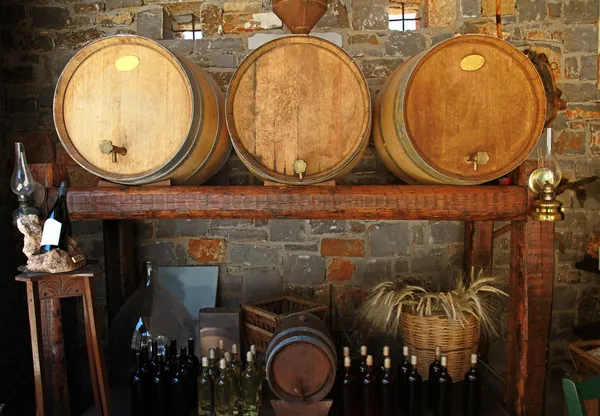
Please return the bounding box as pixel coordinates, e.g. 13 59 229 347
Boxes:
2 65 35 84
224 1 262 13
283 254 325 285
348 34 381 46
188 238 226 262
395 258 409 273
482 0 515 15
74 2 106 13
359 58 404 79
351 0 388 30
314 0 350 29
411 248 444 273
1 5 28 26
223 11 282 34
326 258 354 282
12 131 55 163
200 3 223 36
269 220 304 242
546 2 561 18
56 29 105 49
517 0 547 21
307 220 347 235
561 83 600 102
137 6 172 40
9 113 39 131
553 130 585 155
321 238 364 257
564 56 580 79
525 28 564 42
577 287 600 325
355 259 391 286
195 37 245 52
350 222 366 233
19 34 55 52
580 55 598 81
242 268 282 302
590 122 600 158
430 30 454 45
460 18 497 35
282 285 314 299
426 0 457 27
462 0 481 17
97 11 134 26
430 221 463 244
138 241 175 265
283 244 319 252
158 39 195 54
369 223 410 257
229 244 280 266
565 26 597 53
409 222 427 246
385 31 426 56
71 220 103 236
212 219 253 228
38 85 55 107
206 69 234 90
167 2 202 17
156 219 208 238
228 229 268 241
134 221 154 239
31 7 73 29
564 0 598 24
566 104 600 120
209 54 237 68
106 0 141 10
7 97 37 113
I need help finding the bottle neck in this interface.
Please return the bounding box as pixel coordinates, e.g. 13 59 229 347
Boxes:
143 261 157 287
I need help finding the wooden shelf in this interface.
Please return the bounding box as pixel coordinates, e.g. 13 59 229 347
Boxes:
51 185 527 221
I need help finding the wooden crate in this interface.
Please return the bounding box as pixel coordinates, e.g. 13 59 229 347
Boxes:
570 340 600 377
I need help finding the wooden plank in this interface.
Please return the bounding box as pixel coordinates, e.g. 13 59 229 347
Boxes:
26 281 46 416
505 161 555 415
52 185 527 221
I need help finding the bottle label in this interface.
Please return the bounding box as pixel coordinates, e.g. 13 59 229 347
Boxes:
40 218 62 246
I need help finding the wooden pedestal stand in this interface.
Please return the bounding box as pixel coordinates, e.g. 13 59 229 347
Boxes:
271 400 333 416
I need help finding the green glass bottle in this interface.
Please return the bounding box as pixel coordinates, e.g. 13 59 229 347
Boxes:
250 345 265 380
215 358 235 416
208 348 221 381
241 351 261 416
198 356 214 416
231 344 243 381
218 339 226 361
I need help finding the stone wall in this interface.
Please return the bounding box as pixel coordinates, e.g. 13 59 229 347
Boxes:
1 0 599 412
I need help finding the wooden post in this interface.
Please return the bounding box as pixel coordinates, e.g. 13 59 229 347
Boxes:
506 161 555 415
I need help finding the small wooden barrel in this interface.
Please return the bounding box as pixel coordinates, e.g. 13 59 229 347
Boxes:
265 312 336 402
226 36 371 185
54 35 231 185
374 35 546 185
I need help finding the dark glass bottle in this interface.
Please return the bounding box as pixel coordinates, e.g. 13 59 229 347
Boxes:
187 338 200 380
361 354 376 416
379 345 390 378
170 339 178 363
406 355 422 416
170 355 189 415
463 353 481 416
380 357 395 416
151 354 168 416
140 345 151 380
435 356 452 416
131 352 149 416
39 180 70 254
341 356 355 416
149 340 159 378
358 345 368 378
163 345 173 379
198 357 214 416
428 346 442 409
399 346 411 407
180 346 194 411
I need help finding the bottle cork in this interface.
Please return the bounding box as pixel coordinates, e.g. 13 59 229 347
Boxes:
209 348 216 359
219 358 227 370
403 346 409 357
435 346 441 359
366 355 373 366
343 346 350 357
202 356 209 368
232 344 238 354
224 351 231 363
410 355 417 366
383 346 390 357
250 345 257 355
441 355 448 367
246 351 254 362
384 357 392 369
344 356 352 368
471 353 478 364
361 345 368 356
219 340 225 350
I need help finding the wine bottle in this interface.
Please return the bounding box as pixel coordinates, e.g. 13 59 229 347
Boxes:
399 346 411 406
218 339 226 361
151 354 168 416
215 358 235 416
361 354 376 416
435 355 452 416
187 338 200 380
170 355 189 415
231 344 243 381
170 339 178 362
406 355 422 416
208 348 221 380
140 345 151 380
380 357 395 416
380 345 391 378
224 351 240 415
249 345 265 379
341 356 355 416
164 344 173 379
149 339 159 378
198 357 214 416
240 351 261 416
358 345 368 377
428 346 442 409
39 180 70 254
179 346 194 411
131 352 149 416
463 353 481 416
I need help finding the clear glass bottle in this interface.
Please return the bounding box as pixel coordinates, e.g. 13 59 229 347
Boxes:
215 358 235 416
208 348 221 381
240 351 261 416
250 345 265 380
218 339 226 361
198 357 214 416
231 344 243 381
108 260 196 380
224 351 240 415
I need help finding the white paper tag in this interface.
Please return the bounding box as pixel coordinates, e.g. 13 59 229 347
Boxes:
40 218 62 246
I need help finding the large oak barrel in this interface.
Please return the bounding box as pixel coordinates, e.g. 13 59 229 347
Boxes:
226 36 371 185
374 35 546 185
265 312 336 402
53 35 230 185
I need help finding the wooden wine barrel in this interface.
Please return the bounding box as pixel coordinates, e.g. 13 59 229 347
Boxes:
374 35 546 185
226 36 371 185
53 35 231 185
265 312 336 402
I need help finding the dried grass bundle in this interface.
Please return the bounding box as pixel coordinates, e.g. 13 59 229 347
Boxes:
360 268 508 338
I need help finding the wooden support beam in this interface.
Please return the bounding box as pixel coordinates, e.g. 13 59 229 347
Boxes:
506 161 555 415
54 185 527 221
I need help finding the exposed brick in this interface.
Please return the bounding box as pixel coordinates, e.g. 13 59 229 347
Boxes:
66 165 98 187
482 0 515 15
2 65 35 83
460 18 497 36
350 222 366 233
553 130 585 155
321 238 364 257
11 131 54 163
580 55 598 81
96 11 134 26
564 57 580 79
327 258 354 282
566 104 600 120
590 122 600 158
106 0 141 10
369 223 410 257
386 31 426 56
223 1 261 13
223 12 281 34
564 26 598 53
564 0 599 24
188 239 226 262
137 6 172 40
308 220 347 235
156 219 208 238
283 254 325 285
242 268 282 302
351 0 387 30
568 120 587 129
0 5 28 26
268 220 303 242
426 0 458 27
200 3 223 36
56 29 105 49
31 7 73 29
525 29 564 42
517 0 547 21
229 244 279 266
19 34 55 52
74 2 106 13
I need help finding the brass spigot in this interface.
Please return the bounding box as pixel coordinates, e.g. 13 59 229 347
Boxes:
99 140 127 162
293 159 307 180
532 182 564 222
465 151 489 171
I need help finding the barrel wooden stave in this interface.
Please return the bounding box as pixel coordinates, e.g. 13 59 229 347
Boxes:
374 35 546 185
226 35 371 185
266 312 336 403
53 35 230 185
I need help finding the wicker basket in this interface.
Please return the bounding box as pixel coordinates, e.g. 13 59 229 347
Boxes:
401 312 480 381
570 340 600 378
242 296 328 354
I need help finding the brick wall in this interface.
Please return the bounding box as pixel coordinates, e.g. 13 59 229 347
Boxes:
1 0 599 412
